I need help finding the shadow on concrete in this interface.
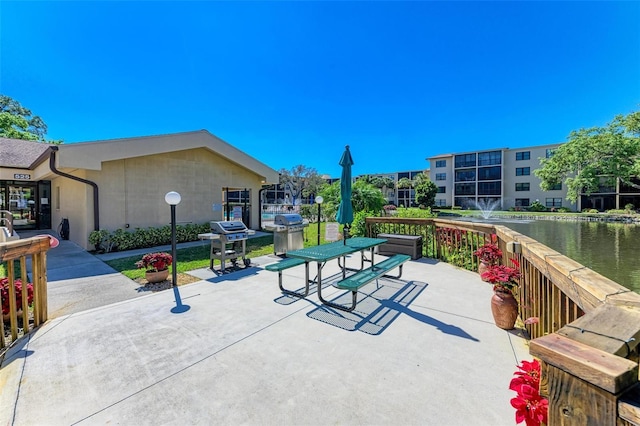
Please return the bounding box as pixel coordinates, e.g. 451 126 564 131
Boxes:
307 279 429 335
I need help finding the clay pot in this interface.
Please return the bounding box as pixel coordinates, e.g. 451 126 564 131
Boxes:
145 269 169 283
491 288 519 330
478 261 491 281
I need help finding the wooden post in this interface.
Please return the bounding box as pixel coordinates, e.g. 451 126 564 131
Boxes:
530 334 638 425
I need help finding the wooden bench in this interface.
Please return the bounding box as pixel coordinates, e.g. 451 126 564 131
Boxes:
265 258 309 297
320 254 411 312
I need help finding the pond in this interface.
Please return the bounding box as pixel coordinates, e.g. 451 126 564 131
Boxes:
491 219 640 294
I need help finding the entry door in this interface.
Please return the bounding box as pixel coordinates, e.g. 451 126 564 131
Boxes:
7 183 37 230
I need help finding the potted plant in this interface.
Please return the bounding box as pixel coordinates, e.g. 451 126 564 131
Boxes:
1 277 34 321
135 252 173 283
481 259 521 329
473 241 503 278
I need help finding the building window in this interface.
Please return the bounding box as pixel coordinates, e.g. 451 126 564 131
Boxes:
478 151 502 166
435 160 446 168
548 182 562 190
515 167 530 176
455 169 476 182
515 183 530 191
478 166 501 180
435 199 447 206
437 186 446 193
455 183 475 195
455 153 476 168
55 186 60 210
478 181 501 195
515 198 530 207
546 198 562 207
435 173 446 181
546 148 555 158
516 151 531 161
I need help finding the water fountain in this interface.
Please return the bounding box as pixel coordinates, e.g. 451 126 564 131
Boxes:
473 199 501 220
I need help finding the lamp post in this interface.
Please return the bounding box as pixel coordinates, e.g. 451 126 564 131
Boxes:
165 191 182 287
315 196 323 246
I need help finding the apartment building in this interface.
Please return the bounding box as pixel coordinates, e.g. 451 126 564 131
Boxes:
427 144 577 211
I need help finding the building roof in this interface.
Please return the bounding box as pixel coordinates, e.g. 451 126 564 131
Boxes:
0 138 54 169
55 130 279 183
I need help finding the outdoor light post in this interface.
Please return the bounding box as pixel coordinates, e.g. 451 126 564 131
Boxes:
315 196 324 246
165 191 182 287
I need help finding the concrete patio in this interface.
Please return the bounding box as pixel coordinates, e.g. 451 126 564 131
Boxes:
1 243 529 425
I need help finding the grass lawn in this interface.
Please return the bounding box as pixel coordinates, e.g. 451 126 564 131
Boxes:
104 222 340 280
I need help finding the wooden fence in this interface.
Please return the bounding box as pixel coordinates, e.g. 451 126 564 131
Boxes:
366 217 640 425
0 236 50 351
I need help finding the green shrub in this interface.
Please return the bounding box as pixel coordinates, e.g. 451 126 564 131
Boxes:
87 222 211 253
395 207 435 218
557 207 572 213
528 201 547 212
350 210 378 237
625 203 635 211
582 208 599 214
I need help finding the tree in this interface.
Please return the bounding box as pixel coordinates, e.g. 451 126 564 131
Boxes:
0 95 61 143
278 165 325 205
534 110 640 203
414 172 437 207
318 180 386 220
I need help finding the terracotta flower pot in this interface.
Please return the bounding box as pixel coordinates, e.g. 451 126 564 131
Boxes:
145 269 169 283
478 261 491 281
491 288 518 330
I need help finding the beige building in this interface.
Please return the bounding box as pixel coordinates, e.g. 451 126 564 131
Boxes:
0 131 279 249
427 144 578 211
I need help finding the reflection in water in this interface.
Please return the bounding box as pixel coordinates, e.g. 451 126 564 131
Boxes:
494 220 640 294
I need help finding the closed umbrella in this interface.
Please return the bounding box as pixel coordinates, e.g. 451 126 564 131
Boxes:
336 145 354 244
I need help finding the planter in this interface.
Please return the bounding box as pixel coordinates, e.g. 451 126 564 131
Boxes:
145 269 169 283
2 309 23 322
491 289 518 330
478 261 491 281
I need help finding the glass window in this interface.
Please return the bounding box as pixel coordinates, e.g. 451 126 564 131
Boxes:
546 148 555 158
435 160 446 168
435 173 446 181
515 167 530 176
548 182 562 190
455 183 475 195
435 199 447 206
478 166 501 180
515 183 530 191
516 151 531 161
545 198 562 207
478 151 502 166
437 186 446 193
455 169 476 182
398 172 410 179
455 153 476 168
454 197 475 208
515 198 530 207
478 182 501 195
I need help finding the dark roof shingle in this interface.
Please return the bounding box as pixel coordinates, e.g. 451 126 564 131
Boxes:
0 138 53 168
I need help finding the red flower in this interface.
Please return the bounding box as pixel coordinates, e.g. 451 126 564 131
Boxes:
473 243 503 264
1 277 34 316
509 359 541 390
510 384 548 426
510 359 548 426
135 252 173 272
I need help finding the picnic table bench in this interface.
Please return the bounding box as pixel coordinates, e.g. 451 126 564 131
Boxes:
320 254 411 312
264 258 308 297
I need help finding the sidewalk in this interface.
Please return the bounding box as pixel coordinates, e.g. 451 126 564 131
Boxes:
1 235 530 425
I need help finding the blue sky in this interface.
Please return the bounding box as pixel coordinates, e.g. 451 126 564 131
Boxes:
1 1 639 178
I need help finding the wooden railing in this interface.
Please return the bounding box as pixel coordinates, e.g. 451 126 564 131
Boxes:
366 217 640 425
0 236 50 351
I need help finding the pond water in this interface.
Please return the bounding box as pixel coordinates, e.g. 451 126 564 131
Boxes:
490 219 640 294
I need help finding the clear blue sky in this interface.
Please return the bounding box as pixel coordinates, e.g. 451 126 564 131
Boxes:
1 1 639 178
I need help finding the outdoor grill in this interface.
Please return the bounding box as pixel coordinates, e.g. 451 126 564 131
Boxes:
199 220 253 272
266 213 309 254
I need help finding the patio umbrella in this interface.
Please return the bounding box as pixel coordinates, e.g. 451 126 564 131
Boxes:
336 145 354 243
